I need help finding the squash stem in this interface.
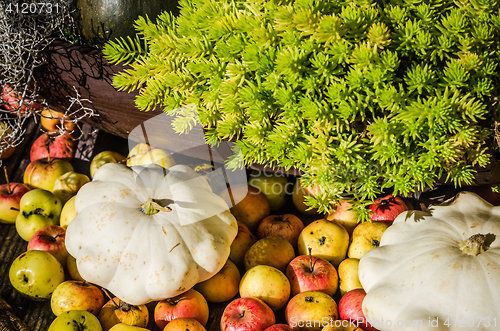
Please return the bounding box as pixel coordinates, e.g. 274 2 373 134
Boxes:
458 234 487 256
141 198 172 215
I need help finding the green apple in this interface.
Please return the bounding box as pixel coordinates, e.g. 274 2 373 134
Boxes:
90 151 126 179
52 171 90 204
248 170 291 211
15 188 62 241
24 158 74 191
60 195 76 229
126 143 176 169
48 310 103 331
9 250 65 301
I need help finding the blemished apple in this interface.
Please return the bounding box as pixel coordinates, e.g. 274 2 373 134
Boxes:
66 254 85 281
348 221 390 259
297 219 350 267
257 214 305 248
219 184 270 233
338 258 363 296
244 235 296 272
220 297 275 331
264 324 293 331
30 133 75 162
52 171 90 204
24 158 74 191
15 188 62 241
339 289 377 331
48 310 103 331
50 280 105 316
239 265 291 311
327 200 359 235
229 220 257 268
163 318 207 331
40 107 76 133
90 151 126 179
286 248 339 297
108 324 150 331
195 259 240 303
59 195 76 228
285 291 339 331
248 170 291 211
0 182 30 224
98 297 149 331
27 225 68 267
9 250 65 301
154 288 209 330
292 179 320 215
368 194 412 224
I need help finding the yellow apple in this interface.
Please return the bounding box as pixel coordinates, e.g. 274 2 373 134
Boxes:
60 195 76 229
195 259 240 303
66 254 85 281
292 179 320 215
229 221 258 268
90 151 126 179
322 322 364 331
219 184 270 233
108 324 150 331
338 258 363 296
244 235 295 273
126 143 152 167
126 143 176 169
347 221 390 259
239 265 291 311
297 219 349 267
52 171 90 204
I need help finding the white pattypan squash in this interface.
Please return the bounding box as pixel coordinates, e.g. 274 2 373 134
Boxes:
65 163 237 305
359 191 500 331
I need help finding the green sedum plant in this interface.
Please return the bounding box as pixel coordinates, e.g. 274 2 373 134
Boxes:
103 0 500 221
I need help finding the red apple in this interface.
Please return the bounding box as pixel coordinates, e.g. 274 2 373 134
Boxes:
257 214 305 248
220 297 275 331
50 280 105 316
1 84 42 116
30 133 75 162
339 289 377 331
368 194 412 224
0 182 30 224
286 248 339 297
27 225 68 267
154 289 209 330
24 158 74 191
264 324 293 331
327 200 359 235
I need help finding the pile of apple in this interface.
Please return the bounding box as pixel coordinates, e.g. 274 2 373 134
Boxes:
3 106 413 331
197 173 412 331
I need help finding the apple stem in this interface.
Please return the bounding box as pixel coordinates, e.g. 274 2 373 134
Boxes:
101 287 120 309
3 167 11 194
308 247 316 272
10 207 20 211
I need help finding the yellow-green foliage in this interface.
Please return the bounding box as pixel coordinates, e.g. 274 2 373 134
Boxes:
103 0 500 220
